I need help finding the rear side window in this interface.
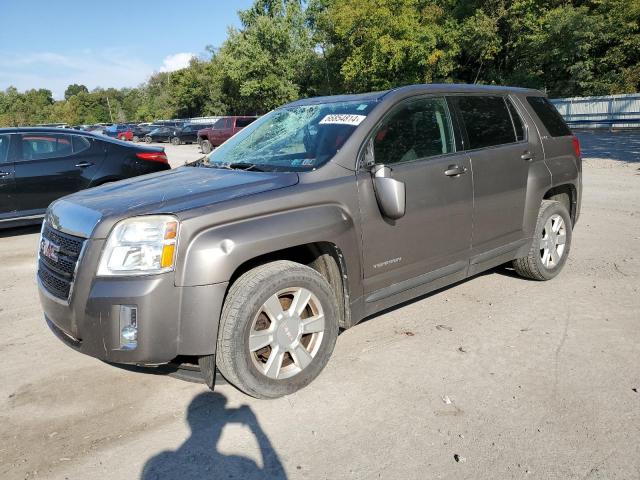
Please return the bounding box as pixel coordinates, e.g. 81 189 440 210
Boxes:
506 99 525 142
452 96 516 149
373 96 455 165
0 134 10 163
20 133 72 161
236 118 256 128
72 135 91 154
526 96 571 137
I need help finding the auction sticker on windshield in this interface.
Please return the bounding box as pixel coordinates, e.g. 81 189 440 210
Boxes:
319 114 367 126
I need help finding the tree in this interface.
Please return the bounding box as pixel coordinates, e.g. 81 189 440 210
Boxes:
64 83 89 100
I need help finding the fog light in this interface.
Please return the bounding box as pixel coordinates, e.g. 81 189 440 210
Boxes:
119 305 138 349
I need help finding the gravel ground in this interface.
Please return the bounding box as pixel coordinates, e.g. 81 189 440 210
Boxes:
0 131 639 480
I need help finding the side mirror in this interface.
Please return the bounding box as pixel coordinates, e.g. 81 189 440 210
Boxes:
371 164 406 220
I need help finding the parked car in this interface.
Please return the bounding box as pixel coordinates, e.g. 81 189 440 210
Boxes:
104 124 133 140
0 127 170 228
144 126 174 143
170 123 215 145
39 84 581 399
131 124 158 142
197 116 258 153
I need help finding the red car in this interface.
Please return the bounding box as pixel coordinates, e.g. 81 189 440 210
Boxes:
197 116 258 153
117 129 133 141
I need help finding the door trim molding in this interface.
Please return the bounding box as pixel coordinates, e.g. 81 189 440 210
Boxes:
366 260 467 303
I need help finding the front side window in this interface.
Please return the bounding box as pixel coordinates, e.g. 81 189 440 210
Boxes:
526 96 572 137
373 97 455 165
453 96 516 149
0 134 10 163
20 133 72 161
206 100 377 171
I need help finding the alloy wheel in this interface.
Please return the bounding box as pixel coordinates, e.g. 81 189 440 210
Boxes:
249 287 325 380
540 214 566 268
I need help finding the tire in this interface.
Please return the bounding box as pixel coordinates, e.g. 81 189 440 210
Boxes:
132 135 140 142
215 260 339 399
144 136 152 144
513 200 572 281
201 139 213 154
171 136 181 145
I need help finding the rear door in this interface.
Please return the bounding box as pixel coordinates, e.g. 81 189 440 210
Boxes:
13 132 104 213
0 133 16 218
449 95 540 254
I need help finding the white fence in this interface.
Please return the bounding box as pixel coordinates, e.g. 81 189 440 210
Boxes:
550 93 640 129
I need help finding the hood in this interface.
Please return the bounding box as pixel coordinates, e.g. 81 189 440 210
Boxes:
47 166 299 238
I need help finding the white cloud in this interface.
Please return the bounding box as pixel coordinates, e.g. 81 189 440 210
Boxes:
159 52 195 73
0 50 196 99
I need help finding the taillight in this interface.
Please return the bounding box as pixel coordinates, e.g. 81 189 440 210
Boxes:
136 151 168 164
571 135 581 158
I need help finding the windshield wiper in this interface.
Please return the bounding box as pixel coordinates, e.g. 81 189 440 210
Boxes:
227 162 267 172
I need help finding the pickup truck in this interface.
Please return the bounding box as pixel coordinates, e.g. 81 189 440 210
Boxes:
38 84 581 399
197 116 258 153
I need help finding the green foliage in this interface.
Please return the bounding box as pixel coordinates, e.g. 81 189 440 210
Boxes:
1 0 638 127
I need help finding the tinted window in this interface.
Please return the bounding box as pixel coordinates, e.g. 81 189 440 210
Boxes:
0 135 10 163
453 96 516 149
20 134 72 161
373 97 455 165
527 96 572 137
506 99 525 142
236 118 256 128
212 118 226 129
72 135 91 154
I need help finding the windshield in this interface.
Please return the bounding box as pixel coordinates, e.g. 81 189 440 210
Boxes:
205 100 377 171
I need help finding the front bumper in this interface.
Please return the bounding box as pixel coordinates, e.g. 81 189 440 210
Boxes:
39 256 228 364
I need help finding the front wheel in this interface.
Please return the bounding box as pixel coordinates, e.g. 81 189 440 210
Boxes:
171 136 181 145
215 261 339 399
132 135 140 142
200 139 212 154
513 200 572 280
144 136 152 143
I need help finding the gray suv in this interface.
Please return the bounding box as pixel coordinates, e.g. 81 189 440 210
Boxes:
38 84 581 398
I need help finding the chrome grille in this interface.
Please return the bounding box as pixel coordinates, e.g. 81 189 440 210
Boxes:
38 224 85 301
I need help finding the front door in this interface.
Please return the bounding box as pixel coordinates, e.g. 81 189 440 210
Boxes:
358 96 474 299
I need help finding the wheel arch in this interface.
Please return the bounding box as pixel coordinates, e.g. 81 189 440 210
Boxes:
176 205 363 329
543 183 577 224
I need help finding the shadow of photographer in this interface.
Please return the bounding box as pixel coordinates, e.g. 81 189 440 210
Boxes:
141 391 287 480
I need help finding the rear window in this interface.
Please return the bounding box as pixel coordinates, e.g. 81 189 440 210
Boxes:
506 99 525 142
20 133 72 161
452 96 516 149
526 96 572 137
72 135 91 154
236 118 256 128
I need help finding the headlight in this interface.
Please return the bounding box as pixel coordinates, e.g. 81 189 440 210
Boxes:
97 215 179 276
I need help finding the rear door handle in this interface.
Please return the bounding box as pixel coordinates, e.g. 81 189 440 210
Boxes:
521 152 534 162
444 165 467 177
75 161 94 168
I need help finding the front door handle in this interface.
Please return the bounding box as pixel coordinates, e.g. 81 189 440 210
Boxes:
444 165 467 177
75 161 94 168
521 151 534 162
0 171 10 178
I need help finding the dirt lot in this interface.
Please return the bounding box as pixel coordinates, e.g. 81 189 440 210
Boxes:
1 131 639 479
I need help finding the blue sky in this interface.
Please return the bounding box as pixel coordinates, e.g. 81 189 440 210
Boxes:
0 0 255 99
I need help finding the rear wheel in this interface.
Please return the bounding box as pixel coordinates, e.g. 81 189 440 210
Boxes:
201 140 213 154
144 136 152 143
132 135 140 142
215 261 339 399
171 136 181 145
513 200 572 280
